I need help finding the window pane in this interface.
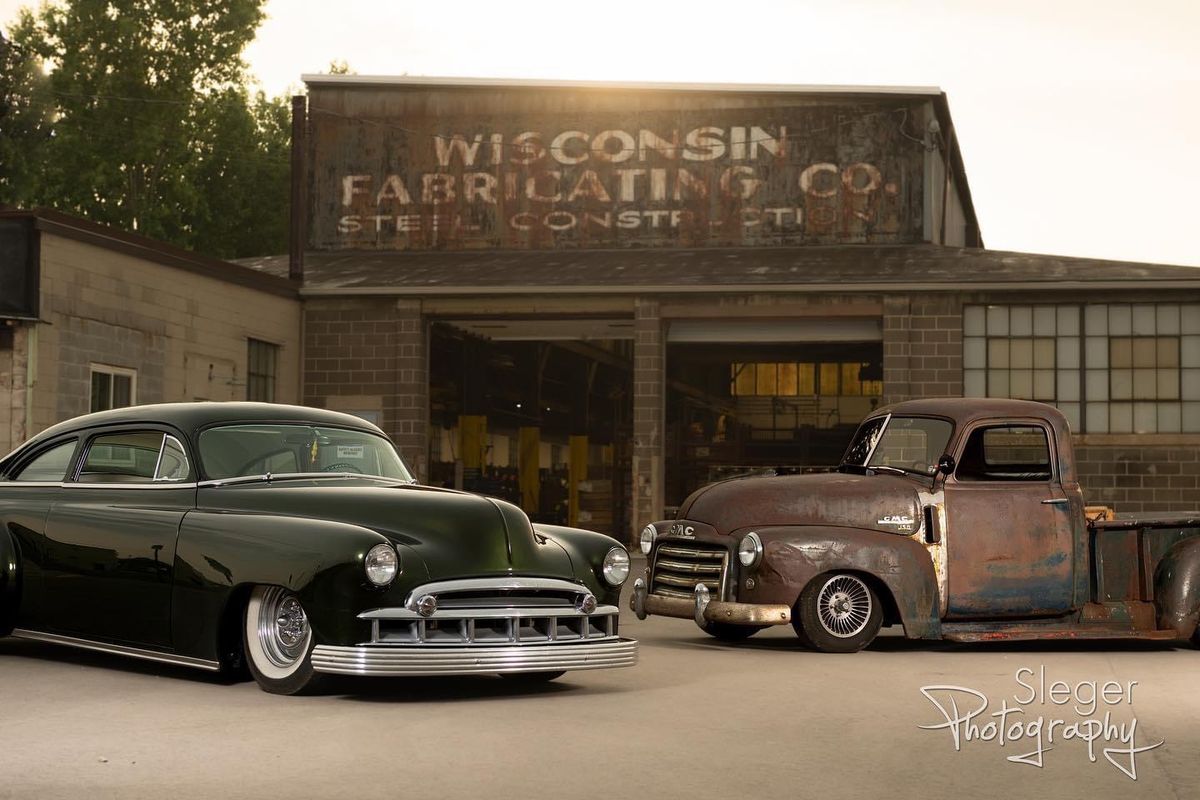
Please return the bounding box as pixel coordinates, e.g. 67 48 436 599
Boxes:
987 306 1009 336
798 364 816 395
1158 338 1180 368
1086 402 1109 433
1132 304 1156 336
1058 403 1080 432
1158 305 1180 335
1182 336 1200 368
1011 370 1033 399
14 440 77 482
1183 369 1200 401
840 363 862 396
734 363 755 396
1184 402 1200 432
1132 338 1157 367
1034 369 1055 400
1058 370 1080 401
1057 306 1080 336
988 370 1009 397
988 339 1010 368
1086 369 1109 401
1011 306 1032 336
1133 368 1156 399
112 375 132 409
1133 403 1157 434
1011 339 1033 369
964 337 986 368
1057 337 1080 369
155 436 191 481
963 305 985 336
1111 369 1133 400
80 432 164 482
964 369 986 397
1109 305 1132 336
756 363 777 395
1034 338 1055 369
1160 403 1182 433
1111 338 1132 368
1158 369 1180 400
819 363 839 396
1034 306 1056 336
1084 304 1108 336
1182 306 1200 334
1085 336 1108 368
778 363 798 396
91 372 111 413
1110 403 1133 433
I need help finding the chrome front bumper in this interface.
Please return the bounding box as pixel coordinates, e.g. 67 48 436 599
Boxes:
311 638 638 676
631 577 791 627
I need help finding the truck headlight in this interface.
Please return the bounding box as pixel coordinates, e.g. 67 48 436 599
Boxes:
737 532 763 569
365 543 399 586
602 546 631 586
639 524 657 554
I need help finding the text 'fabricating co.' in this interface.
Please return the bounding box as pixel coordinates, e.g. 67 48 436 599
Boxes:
918 666 1165 780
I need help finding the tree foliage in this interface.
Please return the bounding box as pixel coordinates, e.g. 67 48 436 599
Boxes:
0 0 291 259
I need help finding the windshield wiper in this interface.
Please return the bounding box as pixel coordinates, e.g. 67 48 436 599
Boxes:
866 464 909 477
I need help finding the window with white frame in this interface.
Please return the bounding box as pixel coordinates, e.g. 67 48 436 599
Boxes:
963 303 1200 434
89 364 137 413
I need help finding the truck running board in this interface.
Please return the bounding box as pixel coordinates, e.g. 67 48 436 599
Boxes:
941 626 1180 643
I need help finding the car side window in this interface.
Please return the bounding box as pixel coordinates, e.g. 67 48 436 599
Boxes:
11 439 79 482
955 424 1052 482
155 435 191 482
79 432 168 483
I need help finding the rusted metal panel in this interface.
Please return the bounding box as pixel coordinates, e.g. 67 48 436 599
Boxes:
305 85 930 251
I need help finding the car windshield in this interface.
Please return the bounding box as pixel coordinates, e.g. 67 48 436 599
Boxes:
840 415 953 477
198 424 413 481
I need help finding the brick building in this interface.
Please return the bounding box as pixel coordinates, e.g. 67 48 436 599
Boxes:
243 76 1198 536
0 209 302 455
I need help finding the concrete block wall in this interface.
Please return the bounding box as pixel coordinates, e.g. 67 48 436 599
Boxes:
1076 443 1200 514
632 298 664 536
882 293 963 404
303 298 428 481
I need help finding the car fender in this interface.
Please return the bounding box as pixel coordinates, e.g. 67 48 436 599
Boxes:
533 523 624 604
173 511 427 664
749 525 942 639
1154 536 1200 638
0 526 19 635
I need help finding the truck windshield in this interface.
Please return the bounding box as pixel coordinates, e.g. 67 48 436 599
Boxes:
841 416 953 477
199 424 414 481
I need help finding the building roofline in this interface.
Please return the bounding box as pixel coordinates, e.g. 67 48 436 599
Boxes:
301 73 943 96
0 208 298 299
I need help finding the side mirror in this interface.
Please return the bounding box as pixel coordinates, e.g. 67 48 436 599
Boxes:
937 454 956 476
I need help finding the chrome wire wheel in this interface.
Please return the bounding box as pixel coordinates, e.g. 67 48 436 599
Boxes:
815 575 873 639
256 586 311 668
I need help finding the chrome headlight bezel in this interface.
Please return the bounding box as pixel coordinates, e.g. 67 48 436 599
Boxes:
639 524 657 555
601 545 631 586
365 543 400 586
737 531 763 569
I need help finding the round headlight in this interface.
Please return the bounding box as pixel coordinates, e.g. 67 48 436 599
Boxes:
602 546 631 586
639 524 657 554
365 543 399 586
737 532 763 568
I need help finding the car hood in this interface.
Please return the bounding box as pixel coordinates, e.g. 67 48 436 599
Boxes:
197 481 575 579
678 472 924 536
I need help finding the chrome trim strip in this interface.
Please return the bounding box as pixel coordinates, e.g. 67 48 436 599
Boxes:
68 482 199 490
197 472 410 488
310 638 638 676
11 629 221 672
360 604 619 621
401 577 592 608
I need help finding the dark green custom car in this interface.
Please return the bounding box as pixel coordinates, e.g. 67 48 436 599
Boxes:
0 403 636 694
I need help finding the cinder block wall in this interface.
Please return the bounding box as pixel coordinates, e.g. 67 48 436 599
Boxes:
1076 444 1200 514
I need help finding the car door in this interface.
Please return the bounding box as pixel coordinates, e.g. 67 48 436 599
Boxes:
0 436 82 630
41 427 195 647
942 420 1075 618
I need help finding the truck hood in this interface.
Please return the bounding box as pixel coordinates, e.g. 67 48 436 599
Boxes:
198 481 574 579
679 472 924 536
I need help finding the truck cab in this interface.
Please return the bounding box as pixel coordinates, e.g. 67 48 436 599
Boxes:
631 398 1200 652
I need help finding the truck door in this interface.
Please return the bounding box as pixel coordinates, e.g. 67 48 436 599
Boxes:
943 421 1074 618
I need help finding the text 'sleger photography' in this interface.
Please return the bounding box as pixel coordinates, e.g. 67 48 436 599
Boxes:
1 2 1198 798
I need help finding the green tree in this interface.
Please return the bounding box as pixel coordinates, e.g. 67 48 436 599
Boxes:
0 30 55 203
1 0 291 259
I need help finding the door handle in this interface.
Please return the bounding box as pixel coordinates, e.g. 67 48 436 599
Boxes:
1040 498 1069 505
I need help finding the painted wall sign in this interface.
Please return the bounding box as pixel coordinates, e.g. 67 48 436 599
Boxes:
307 92 927 251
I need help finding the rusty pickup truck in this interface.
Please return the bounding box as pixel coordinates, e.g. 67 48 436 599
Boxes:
631 398 1200 652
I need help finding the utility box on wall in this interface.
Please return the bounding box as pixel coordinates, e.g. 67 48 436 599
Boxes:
0 218 38 319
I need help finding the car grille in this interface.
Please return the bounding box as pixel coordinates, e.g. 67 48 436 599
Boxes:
360 579 620 647
650 543 729 600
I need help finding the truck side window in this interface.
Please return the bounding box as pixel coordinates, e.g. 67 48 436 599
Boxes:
956 425 1052 482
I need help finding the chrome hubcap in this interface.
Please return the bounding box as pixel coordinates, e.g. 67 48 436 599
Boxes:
258 587 310 667
816 575 872 638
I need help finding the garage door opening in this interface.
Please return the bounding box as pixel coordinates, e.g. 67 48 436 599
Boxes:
665 317 883 508
429 319 633 539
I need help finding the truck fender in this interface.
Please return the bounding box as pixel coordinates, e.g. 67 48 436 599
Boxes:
0 526 19 635
753 525 942 639
1154 537 1200 638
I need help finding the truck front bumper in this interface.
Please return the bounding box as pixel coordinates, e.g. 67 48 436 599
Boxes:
630 577 791 628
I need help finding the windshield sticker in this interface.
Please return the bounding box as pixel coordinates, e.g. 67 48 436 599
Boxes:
336 445 365 459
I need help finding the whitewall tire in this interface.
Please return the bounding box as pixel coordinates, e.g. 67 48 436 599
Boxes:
244 585 323 695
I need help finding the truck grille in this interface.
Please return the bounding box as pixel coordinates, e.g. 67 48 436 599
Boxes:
650 543 728 600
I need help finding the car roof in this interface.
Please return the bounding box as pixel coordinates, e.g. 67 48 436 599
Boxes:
5 402 384 462
868 398 1069 429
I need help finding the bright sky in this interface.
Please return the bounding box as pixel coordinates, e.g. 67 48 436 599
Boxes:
4 0 1198 266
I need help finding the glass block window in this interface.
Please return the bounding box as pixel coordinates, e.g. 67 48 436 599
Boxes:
964 303 1200 434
